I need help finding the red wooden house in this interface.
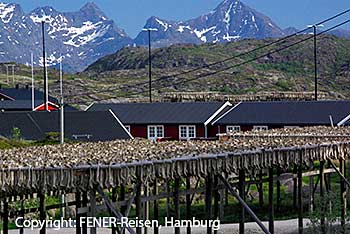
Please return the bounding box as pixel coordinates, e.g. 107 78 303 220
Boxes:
87 102 232 140
212 101 350 133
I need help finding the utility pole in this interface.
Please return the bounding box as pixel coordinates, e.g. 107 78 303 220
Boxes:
60 56 64 145
42 21 48 111
59 56 65 218
31 53 35 111
142 28 157 103
148 29 152 103
313 25 318 101
12 65 14 85
6 65 8 84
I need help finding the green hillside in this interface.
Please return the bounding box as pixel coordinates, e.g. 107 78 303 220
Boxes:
82 35 350 100
1 35 349 107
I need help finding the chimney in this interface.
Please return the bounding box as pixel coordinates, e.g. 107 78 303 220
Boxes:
15 84 19 89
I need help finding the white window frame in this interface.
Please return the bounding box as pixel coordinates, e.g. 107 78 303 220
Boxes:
226 125 241 133
253 125 269 131
125 125 131 133
179 125 196 140
147 125 164 140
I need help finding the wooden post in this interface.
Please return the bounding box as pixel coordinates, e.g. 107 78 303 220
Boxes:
268 168 274 234
174 178 181 234
39 193 46 234
166 179 171 218
298 160 303 234
219 186 224 221
90 190 97 234
120 185 126 215
320 161 325 233
112 188 117 234
136 169 142 234
76 191 82 234
276 168 281 212
309 176 314 213
120 184 126 234
214 176 219 234
19 199 25 234
238 170 245 234
3 200 8 234
293 167 297 211
153 179 159 234
82 192 88 234
340 158 346 233
206 175 213 234
259 170 264 207
144 183 149 234
186 177 191 234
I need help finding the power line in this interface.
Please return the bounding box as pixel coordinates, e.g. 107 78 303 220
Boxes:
70 11 350 104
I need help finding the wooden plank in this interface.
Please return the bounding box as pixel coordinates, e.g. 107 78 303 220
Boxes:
206 175 213 234
298 160 303 234
340 159 346 234
136 169 142 234
166 179 170 218
174 178 181 234
89 190 97 234
95 185 135 234
112 188 117 234
76 192 82 234
144 183 149 234
309 176 314 213
239 170 245 234
82 192 88 234
320 161 325 233
214 176 219 234
3 201 8 234
19 199 24 234
120 185 126 215
293 167 297 211
259 170 264 207
218 175 270 234
39 193 46 234
276 169 281 212
268 168 274 234
153 180 159 234
186 177 191 234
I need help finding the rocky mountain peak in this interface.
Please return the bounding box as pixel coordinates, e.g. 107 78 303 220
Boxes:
79 2 107 20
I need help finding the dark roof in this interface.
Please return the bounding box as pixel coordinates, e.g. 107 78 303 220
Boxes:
88 102 227 124
0 100 77 111
214 101 350 126
0 111 131 141
0 88 57 102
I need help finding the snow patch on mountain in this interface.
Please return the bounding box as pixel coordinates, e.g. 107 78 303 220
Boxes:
0 3 15 23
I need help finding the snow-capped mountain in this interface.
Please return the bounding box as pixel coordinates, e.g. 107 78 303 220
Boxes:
0 2 131 72
134 0 285 46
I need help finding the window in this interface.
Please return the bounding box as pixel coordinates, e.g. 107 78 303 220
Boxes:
147 125 164 140
284 126 299 129
253 126 268 131
125 125 131 133
179 125 196 140
226 125 241 133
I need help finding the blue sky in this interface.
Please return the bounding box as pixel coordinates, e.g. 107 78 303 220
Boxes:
11 0 350 37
